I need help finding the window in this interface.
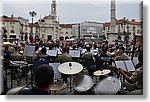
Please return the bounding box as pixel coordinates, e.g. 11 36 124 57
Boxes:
60 32 63 34
65 32 68 34
9 35 16 39
137 30 140 34
11 30 14 33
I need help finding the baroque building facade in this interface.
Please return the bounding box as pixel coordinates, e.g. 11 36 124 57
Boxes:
0 0 142 44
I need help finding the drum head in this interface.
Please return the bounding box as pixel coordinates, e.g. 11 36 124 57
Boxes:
73 74 93 92
96 77 121 95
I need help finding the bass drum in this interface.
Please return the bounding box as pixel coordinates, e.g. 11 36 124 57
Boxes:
95 76 121 95
6 87 29 95
73 74 94 95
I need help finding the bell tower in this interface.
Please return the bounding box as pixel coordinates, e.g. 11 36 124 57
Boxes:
51 0 57 20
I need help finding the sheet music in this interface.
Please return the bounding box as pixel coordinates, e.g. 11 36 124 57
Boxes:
57 49 62 55
101 57 112 62
46 47 49 50
69 50 81 58
23 45 35 57
115 61 127 71
46 50 58 57
124 60 135 71
91 49 98 54
81 49 87 54
49 63 61 80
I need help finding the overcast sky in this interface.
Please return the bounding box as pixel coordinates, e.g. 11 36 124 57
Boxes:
0 0 142 23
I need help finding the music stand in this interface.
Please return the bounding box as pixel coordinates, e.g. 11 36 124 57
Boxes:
49 62 61 80
23 45 35 87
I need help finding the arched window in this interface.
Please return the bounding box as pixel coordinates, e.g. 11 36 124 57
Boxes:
65 36 69 40
59 37 64 41
118 35 121 40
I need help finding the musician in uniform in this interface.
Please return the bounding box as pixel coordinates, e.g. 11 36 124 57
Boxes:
81 45 95 76
95 47 112 69
10 45 22 61
119 66 143 95
114 47 129 61
58 47 72 83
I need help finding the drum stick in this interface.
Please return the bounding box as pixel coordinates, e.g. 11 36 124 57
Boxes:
55 83 67 95
14 83 31 95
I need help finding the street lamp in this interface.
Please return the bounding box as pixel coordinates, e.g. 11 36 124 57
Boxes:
123 17 126 35
123 17 128 51
133 25 136 39
29 11 37 43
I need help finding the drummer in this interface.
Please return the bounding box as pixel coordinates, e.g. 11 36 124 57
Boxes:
19 64 54 95
58 47 72 83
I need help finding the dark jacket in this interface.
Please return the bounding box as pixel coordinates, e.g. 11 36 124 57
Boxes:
19 87 50 95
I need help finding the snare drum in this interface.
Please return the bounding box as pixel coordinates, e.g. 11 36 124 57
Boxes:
73 74 94 95
95 76 121 95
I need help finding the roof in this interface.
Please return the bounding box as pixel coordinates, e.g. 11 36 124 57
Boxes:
103 19 142 27
60 24 72 28
0 17 19 22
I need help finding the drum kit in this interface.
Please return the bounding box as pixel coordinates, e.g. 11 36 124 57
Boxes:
57 62 122 95
6 62 122 95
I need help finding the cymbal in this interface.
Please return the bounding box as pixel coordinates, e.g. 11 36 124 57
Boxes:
94 69 111 76
58 62 83 75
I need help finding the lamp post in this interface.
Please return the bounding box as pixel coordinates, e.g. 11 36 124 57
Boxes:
29 11 37 43
133 25 136 39
123 17 126 35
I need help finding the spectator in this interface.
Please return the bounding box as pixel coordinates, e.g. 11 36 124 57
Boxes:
19 64 54 95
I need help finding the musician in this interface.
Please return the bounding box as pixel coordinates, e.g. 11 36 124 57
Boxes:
81 45 94 60
58 47 72 83
118 66 143 95
114 47 129 61
95 47 112 70
81 45 95 76
19 64 54 95
58 47 72 63
3 45 11 61
41 44 47 54
10 45 22 61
